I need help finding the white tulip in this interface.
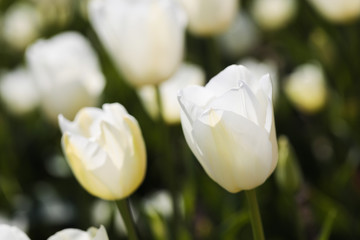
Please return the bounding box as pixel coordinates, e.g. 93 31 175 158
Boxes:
137 63 205 124
0 224 30 240
58 103 146 200
239 58 279 103
308 0 360 23
1 2 41 50
26 31 105 122
251 0 297 30
47 225 108 240
178 0 238 36
0 67 39 115
178 65 278 192
88 0 186 87
284 63 327 113
218 11 260 58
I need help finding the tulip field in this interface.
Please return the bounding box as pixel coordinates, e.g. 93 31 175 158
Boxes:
0 0 360 239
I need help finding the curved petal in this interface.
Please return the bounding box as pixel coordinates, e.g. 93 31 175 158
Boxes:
206 65 255 96
207 84 262 126
178 85 214 124
192 110 273 192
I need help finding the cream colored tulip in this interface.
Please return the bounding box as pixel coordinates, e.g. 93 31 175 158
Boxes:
137 63 205 124
251 0 297 30
0 225 30 240
0 67 39 115
178 65 278 193
284 63 327 113
58 103 146 200
178 0 238 36
218 11 260 59
88 0 186 87
1 2 41 50
48 225 108 240
26 31 105 122
308 0 360 23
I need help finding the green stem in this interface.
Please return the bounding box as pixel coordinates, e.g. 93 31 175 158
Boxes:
155 85 180 239
115 199 139 240
245 189 265 240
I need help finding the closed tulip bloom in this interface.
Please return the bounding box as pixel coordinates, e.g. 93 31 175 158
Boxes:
58 103 146 200
178 0 238 36
178 65 278 193
2 2 41 51
0 67 39 115
308 0 360 23
0 225 30 240
48 225 108 240
88 0 186 87
284 63 327 113
26 31 105 122
137 63 205 124
251 0 297 30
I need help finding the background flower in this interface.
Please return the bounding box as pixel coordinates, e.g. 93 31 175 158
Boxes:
88 0 187 87
26 31 105 122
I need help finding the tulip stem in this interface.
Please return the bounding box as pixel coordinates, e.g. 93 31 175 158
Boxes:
116 199 139 240
155 85 181 239
245 189 265 240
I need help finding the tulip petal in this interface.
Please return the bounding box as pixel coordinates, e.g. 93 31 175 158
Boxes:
206 65 255 96
192 110 273 192
62 134 116 200
178 85 214 123
207 85 263 126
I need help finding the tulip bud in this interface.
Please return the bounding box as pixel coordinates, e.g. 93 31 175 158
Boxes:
218 11 260 59
88 0 187 87
26 31 105 122
1 2 41 51
0 224 30 240
137 63 205 124
48 225 108 240
177 0 238 36
275 136 302 193
284 63 327 113
0 67 39 115
58 103 147 200
178 65 278 193
251 0 297 30
308 0 360 23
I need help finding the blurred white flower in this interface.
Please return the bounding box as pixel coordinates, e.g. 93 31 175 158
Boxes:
239 58 279 103
48 225 108 240
91 200 113 227
218 11 260 59
0 224 30 240
284 63 327 113
0 67 39 115
88 0 186 87
308 0 360 23
177 0 238 36
143 191 173 218
251 0 297 30
26 31 105 122
137 63 205 124
1 2 42 51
